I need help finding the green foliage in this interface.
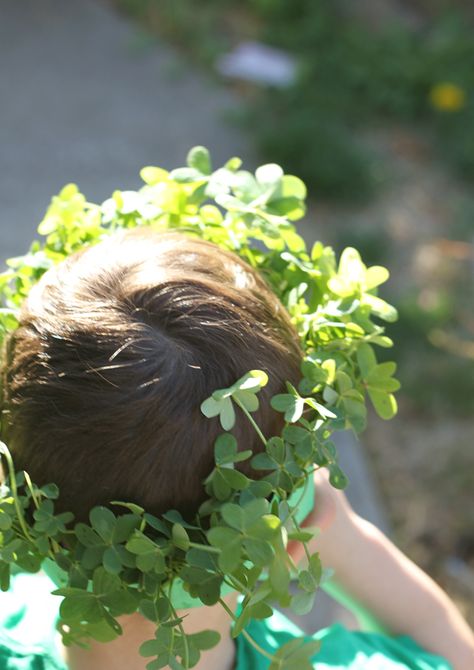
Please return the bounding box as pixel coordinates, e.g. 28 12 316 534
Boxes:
0 147 399 668
115 1 474 200
249 7 474 197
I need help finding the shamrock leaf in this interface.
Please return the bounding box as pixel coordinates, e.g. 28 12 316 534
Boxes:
357 344 400 420
200 371 268 430
271 383 336 423
200 396 235 430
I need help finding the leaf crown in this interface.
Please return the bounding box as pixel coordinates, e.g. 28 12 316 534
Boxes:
0 146 399 669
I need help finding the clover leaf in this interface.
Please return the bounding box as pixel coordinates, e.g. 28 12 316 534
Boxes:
200 370 268 430
357 343 400 419
271 382 336 423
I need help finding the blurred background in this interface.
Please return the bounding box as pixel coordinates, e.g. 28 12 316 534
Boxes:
1 0 473 626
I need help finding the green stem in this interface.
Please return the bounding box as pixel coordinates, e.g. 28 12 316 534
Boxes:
23 471 40 510
0 443 33 542
218 596 236 620
240 629 278 664
187 541 220 554
234 398 267 446
223 575 252 598
193 529 252 597
219 598 276 662
167 582 190 670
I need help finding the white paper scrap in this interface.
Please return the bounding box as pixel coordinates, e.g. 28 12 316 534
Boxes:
216 41 297 87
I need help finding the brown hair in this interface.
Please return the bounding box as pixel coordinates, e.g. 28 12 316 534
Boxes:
0 229 302 522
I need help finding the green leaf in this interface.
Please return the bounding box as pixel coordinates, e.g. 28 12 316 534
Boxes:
301 360 328 384
139 639 162 658
369 361 396 378
218 541 241 573
171 524 190 551
101 589 138 616
251 452 277 470
199 204 223 224
113 514 141 544
89 507 116 544
60 593 102 623
279 174 307 200
231 606 251 638
126 532 157 555
266 437 286 464
234 389 259 412
328 464 349 490
298 569 318 593
136 551 164 573
269 638 321 670
287 529 314 542
255 163 283 186
169 167 203 183
290 590 315 615
197 575 222 606
248 515 280 542
364 294 398 322
365 266 389 289
234 370 268 391
221 503 245 530
225 157 242 171
102 546 122 575
79 546 103 571
186 548 215 571
336 371 352 394
214 434 238 465
357 343 377 379
140 166 169 185
368 389 398 420
189 630 221 651
242 498 269 525
269 556 290 596
220 397 236 430
40 483 60 499
367 375 401 393
0 512 12 531
267 197 305 221
92 567 121 595
187 146 212 175
270 394 304 422
139 598 163 623
249 602 273 620
219 468 250 490
282 425 310 444
110 501 145 515
304 397 337 419
248 480 273 498
144 514 170 537
200 397 221 418
75 523 103 547
201 396 236 430
242 538 274 566
215 194 247 211
209 470 232 501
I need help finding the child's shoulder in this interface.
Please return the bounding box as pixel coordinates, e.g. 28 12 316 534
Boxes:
235 606 452 669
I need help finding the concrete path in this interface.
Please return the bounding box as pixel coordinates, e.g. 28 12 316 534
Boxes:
0 0 253 261
0 0 389 632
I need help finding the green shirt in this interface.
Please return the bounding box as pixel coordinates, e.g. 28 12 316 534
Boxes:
0 573 452 669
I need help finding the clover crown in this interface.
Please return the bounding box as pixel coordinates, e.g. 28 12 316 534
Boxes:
0 146 399 670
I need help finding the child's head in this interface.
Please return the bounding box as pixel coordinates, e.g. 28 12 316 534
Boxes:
1 228 302 523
